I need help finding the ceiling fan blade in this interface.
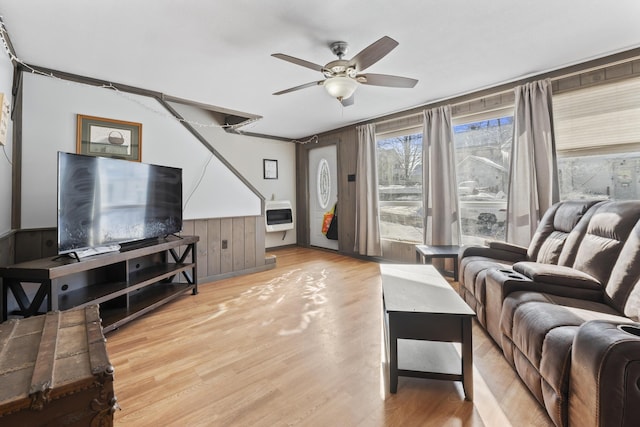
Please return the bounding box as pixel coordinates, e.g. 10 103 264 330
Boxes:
273 80 323 95
341 95 355 107
358 73 418 88
271 53 325 72
350 36 399 72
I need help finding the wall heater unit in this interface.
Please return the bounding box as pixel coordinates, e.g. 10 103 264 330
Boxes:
265 200 294 232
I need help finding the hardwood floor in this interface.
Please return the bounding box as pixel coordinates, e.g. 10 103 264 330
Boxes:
106 247 552 426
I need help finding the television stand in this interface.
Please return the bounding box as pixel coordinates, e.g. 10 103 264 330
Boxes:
1 235 198 332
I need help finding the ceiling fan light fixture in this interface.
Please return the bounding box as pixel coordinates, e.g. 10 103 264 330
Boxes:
272 36 417 106
324 76 358 101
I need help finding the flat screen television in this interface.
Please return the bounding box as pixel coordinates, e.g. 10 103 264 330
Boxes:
57 152 183 254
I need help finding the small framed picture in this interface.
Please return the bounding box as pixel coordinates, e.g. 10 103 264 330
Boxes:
263 159 278 179
77 114 142 161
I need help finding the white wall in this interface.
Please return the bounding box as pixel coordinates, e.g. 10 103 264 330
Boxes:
21 73 262 229
0 48 14 235
170 103 297 248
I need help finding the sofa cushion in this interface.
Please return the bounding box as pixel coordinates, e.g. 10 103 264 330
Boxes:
502 292 628 345
604 217 640 318
539 324 576 427
501 291 627 372
557 201 603 267
572 200 640 285
535 231 568 265
528 200 599 264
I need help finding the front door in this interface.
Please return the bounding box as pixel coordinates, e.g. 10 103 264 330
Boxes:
308 145 338 250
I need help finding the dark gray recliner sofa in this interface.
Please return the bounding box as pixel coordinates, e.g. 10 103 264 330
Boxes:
458 200 640 427
459 199 600 327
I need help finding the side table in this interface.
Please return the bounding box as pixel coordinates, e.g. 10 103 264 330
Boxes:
415 244 461 281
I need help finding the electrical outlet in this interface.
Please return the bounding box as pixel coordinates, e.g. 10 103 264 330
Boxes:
221 239 228 249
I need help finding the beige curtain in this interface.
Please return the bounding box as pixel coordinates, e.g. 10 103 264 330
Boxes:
354 123 382 256
506 79 559 246
422 106 462 250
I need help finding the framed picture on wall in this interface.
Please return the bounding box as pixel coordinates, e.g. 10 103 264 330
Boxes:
263 159 278 179
76 114 142 161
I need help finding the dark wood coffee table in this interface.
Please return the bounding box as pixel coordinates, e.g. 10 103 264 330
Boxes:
381 264 475 400
415 244 461 280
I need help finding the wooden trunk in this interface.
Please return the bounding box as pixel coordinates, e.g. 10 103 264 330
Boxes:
0 305 117 426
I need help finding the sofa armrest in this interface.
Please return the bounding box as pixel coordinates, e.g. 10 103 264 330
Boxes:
459 244 528 264
488 241 528 256
570 320 640 427
485 268 534 344
512 261 604 300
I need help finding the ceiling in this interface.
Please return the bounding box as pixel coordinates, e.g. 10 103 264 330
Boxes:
1 0 640 140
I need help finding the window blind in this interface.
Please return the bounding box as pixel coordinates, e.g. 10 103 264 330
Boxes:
553 76 640 154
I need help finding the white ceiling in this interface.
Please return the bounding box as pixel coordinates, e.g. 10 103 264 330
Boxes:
1 0 640 139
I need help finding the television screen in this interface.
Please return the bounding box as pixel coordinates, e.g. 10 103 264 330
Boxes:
57 152 183 254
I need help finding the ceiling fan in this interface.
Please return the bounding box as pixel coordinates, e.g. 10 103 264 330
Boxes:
272 36 418 106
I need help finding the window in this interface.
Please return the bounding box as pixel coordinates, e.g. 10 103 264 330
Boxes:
453 114 513 245
557 153 640 200
377 115 514 245
377 131 423 243
554 77 640 201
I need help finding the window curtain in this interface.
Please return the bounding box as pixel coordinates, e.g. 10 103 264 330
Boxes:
422 106 462 254
506 79 559 246
354 123 382 256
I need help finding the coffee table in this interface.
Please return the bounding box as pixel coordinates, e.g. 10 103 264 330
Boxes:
380 264 475 400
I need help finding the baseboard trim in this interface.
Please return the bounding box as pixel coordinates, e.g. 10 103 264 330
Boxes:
198 259 276 284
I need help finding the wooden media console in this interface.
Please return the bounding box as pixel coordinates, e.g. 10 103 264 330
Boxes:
1 235 198 332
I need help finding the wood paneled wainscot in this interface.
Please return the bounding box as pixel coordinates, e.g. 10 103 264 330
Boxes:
182 215 274 283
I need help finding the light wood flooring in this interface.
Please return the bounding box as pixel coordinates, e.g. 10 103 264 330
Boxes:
106 247 553 426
